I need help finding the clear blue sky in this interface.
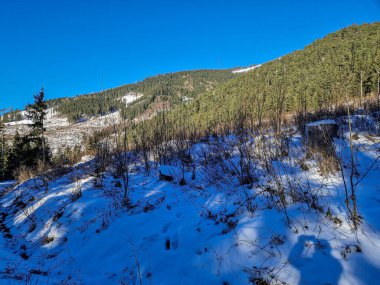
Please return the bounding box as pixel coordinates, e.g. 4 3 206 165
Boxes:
1 0 379 110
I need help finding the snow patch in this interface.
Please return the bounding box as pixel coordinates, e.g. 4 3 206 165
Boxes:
306 119 337 127
121 92 143 106
232 65 262 74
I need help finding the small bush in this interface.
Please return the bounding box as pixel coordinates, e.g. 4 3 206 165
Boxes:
314 148 340 175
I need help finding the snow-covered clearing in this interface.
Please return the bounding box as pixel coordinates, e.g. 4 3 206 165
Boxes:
0 126 380 284
121 93 143 106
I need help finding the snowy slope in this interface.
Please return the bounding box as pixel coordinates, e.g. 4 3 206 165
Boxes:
1 126 380 284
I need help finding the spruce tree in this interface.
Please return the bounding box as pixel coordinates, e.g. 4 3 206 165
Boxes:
26 88 50 165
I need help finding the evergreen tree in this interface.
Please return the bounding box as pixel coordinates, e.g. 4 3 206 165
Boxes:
7 131 32 177
4 89 52 184
26 88 50 165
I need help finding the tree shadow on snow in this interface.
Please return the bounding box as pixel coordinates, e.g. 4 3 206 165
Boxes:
288 235 342 285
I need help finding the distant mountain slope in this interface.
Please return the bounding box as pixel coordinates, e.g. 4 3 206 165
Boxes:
171 23 380 133
50 69 238 123
4 23 380 149
2 69 241 153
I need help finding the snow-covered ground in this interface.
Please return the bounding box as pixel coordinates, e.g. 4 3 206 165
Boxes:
4 107 119 153
3 96 148 154
0 125 380 284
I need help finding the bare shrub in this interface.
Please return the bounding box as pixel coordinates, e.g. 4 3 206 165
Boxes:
35 160 50 193
15 166 35 183
310 144 340 175
71 180 82 202
110 125 136 201
41 236 54 245
92 139 111 188
305 122 340 175
53 145 83 167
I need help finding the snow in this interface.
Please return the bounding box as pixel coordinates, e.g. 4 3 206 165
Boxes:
305 119 337 127
3 98 157 154
159 165 181 177
121 92 143 106
1 123 380 284
4 119 32 126
342 115 379 133
232 65 262 74
182 96 193 102
4 108 116 153
4 108 57 126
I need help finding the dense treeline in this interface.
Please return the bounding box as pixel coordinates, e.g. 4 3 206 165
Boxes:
176 23 380 135
57 94 122 122
55 23 380 158
111 23 380 154
57 69 237 122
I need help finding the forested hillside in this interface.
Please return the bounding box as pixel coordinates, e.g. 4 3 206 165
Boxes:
9 23 379 131
153 23 380 136
54 69 237 122
32 22 380 161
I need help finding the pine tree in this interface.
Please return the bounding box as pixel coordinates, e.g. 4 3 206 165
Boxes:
7 131 30 177
26 88 50 165
24 88 51 192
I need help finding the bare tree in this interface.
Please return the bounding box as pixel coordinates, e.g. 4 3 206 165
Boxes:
92 136 110 188
132 123 151 175
111 124 134 201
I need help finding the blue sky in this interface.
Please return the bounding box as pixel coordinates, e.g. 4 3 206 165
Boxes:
0 0 379 110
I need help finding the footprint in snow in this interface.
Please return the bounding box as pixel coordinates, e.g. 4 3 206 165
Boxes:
165 233 179 250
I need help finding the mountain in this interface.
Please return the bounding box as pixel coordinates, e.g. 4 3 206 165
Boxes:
3 69 238 124
1 22 380 285
3 23 380 153
165 22 380 136
50 69 239 123
2 69 239 152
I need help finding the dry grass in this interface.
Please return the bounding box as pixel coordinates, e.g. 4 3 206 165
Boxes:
15 166 36 183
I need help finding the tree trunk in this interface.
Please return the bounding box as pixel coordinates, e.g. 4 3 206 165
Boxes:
346 101 359 230
377 73 380 108
360 71 363 108
122 173 128 199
